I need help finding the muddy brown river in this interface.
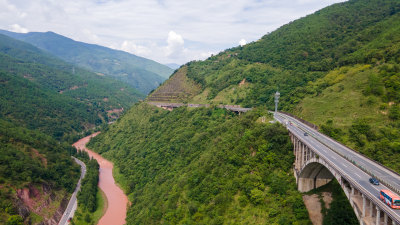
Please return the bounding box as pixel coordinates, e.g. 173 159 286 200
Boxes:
73 132 128 225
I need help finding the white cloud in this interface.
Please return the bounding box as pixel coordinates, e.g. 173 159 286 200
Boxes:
239 39 246 46
165 31 185 57
10 24 28 33
121 40 152 56
0 0 348 64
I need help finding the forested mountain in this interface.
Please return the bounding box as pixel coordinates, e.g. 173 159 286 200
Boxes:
88 104 310 224
0 30 173 94
148 0 400 173
0 118 81 224
90 0 400 224
0 34 144 139
0 34 144 224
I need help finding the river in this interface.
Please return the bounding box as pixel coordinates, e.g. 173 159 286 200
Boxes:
73 132 128 225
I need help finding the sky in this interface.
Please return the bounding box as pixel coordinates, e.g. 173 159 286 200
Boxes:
0 0 347 65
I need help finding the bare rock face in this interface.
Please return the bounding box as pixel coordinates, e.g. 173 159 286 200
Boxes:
15 183 69 225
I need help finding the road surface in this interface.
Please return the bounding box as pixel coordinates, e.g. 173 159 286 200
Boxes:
58 157 86 225
274 112 400 223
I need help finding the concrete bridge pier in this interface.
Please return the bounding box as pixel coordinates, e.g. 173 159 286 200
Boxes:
288 130 399 225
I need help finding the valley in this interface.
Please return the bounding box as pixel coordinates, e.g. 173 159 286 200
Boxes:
1 0 400 224
73 133 128 225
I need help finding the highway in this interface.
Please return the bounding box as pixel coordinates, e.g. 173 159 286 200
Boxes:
58 157 86 225
274 112 400 223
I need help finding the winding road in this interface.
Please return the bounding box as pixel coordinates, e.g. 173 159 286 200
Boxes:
73 132 128 225
58 157 86 225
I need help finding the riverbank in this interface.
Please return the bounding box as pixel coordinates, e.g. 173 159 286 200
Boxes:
72 133 128 225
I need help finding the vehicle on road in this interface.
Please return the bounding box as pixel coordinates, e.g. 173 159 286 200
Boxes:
304 132 308 136
369 177 379 185
380 189 400 209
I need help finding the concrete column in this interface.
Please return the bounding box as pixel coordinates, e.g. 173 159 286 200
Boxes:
296 140 300 169
384 213 387 225
362 194 366 217
305 146 308 162
376 207 380 225
370 201 373 217
350 186 354 207
299 142 303 168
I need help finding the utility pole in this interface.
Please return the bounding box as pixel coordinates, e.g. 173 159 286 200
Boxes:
274 91 280 113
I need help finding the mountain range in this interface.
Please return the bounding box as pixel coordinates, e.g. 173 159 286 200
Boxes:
0 30 173 94
91 0 400 224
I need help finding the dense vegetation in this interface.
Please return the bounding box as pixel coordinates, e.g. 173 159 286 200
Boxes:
150 0 400 108
89 0 400 224
294 63 400 173
0 30 173 94
88 104 310 224
71 150 103 225
0 34 144 140
150 0 400 175
0 119 80 224
322 181 358 225
0 33 141 223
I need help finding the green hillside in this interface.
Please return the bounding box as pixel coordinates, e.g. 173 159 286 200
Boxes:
0 119 80 224
0 34 144 139
89 0 400 224
149 0 400 108
88 104 310 224
0 34 143 223
0 30 173 94
147 0 400 172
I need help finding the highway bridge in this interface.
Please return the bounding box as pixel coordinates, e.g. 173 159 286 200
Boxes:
147 102 252 113
274 112 400 225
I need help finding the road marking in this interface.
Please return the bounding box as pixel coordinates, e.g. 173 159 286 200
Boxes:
372 186 381 192
342 163 348 168
355 173 361 178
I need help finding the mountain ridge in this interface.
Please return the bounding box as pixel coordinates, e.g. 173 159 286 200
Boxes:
91 0 400 224
0 30 173 94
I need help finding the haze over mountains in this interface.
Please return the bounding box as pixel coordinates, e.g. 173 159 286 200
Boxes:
0 30 173 94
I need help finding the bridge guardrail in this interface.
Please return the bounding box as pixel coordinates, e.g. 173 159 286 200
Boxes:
275 112 400 196
290 128 400 224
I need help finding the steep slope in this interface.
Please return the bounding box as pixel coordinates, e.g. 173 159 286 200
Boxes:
149 0 400 108
89 0 400 224
0 30 173 94
88 104 310 224
0 119 80 224
147 0 400 174
0 34 144 139
0 33 144 224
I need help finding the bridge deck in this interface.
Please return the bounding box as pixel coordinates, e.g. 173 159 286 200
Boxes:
274 112 400 224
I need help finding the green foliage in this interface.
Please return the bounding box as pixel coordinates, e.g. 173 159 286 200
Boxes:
76 157 99 213
0 119 80 191
88 103 310 224
295 63 400 173
155 0 400 110
0 30 173 94
6 215 23 225
322 181 358 225
0 119 80 223
0 34 144 140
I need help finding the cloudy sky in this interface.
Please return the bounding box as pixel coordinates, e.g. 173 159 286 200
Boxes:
0 0 346 65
